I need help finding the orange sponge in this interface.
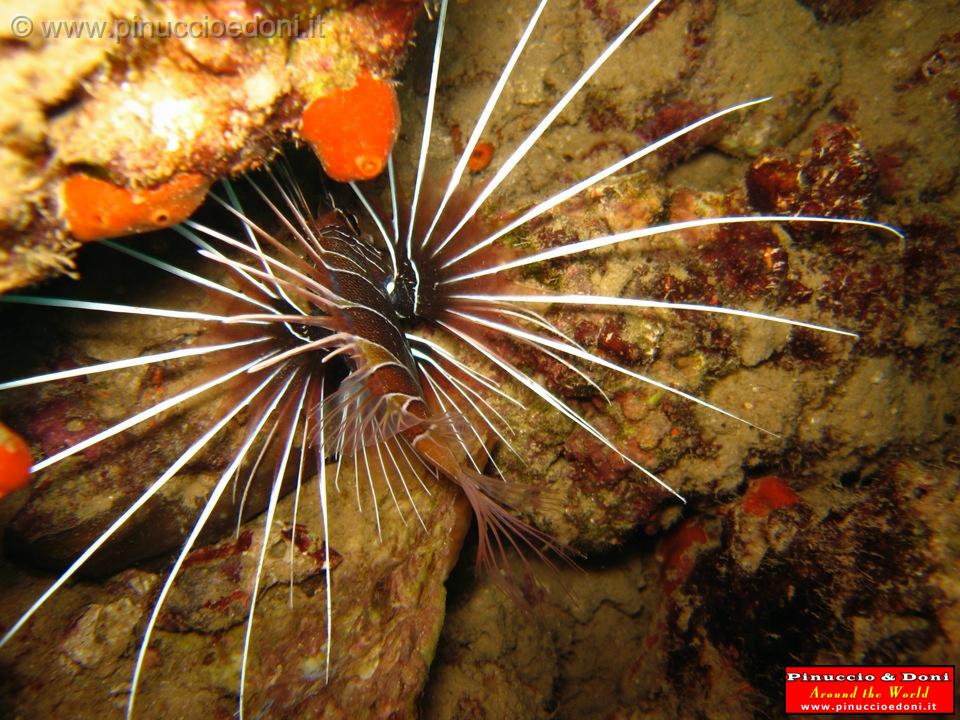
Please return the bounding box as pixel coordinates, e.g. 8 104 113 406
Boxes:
0 422 31 500
301 72 400 182
61 172 210 241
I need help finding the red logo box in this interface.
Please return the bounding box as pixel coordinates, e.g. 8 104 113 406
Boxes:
785 665 955 715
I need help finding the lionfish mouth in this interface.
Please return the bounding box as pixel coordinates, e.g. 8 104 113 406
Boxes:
0 0 903 717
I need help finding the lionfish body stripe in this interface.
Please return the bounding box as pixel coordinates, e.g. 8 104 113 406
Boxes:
0 0 905 718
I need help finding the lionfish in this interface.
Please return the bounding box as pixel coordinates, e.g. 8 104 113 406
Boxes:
0 0 900 717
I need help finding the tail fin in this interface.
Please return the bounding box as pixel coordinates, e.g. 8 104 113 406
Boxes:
448 467 578 603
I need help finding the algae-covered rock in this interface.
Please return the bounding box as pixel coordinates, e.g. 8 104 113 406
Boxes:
0 0 420 292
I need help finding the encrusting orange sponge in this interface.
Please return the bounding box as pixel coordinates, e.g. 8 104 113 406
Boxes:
0 422 31 500
61 172 210 241
467 142 494 172
301 72 400 182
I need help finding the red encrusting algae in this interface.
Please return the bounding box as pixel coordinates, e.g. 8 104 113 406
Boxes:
300 72 400 182
742 475 801 517
60 172 211 242
658 519 710 594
